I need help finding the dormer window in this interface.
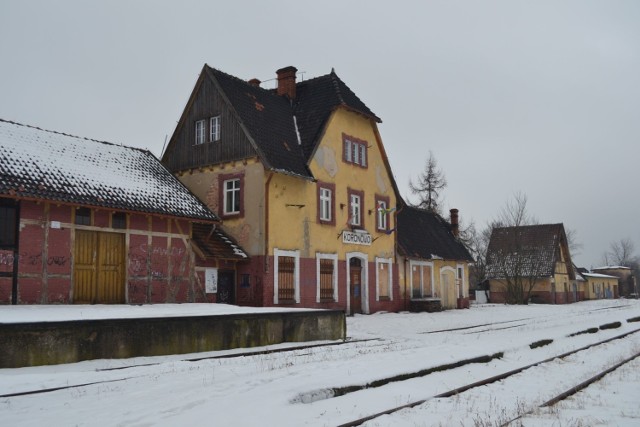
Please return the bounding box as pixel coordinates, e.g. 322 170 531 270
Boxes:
210 116 221 142
343 133 367 168
195 120 205 145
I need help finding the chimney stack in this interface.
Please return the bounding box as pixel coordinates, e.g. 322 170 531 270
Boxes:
276 66 297 99
450 208 459 238
248 78 261 87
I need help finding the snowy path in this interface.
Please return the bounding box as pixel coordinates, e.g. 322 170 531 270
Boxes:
1 300 639 426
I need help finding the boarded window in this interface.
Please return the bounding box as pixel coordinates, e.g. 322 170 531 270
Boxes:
0 200 17 248
411 264 432 298
278 256 295 302
378 262 390 299
319 258 335 300
112 212 126 229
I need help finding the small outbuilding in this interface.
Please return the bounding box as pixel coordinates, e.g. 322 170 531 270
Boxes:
0 119 247 305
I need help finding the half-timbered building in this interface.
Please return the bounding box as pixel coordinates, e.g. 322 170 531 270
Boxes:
0 119 246 304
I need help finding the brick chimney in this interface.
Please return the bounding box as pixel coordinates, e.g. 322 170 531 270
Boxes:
276 66 297 99
248 78 261 87
450 208 459 238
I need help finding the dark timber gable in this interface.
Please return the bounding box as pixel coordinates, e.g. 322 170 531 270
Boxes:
162 69 257 173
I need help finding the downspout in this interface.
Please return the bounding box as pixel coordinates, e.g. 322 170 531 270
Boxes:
403 257 408 311
11 201 20 305
264 171 274 273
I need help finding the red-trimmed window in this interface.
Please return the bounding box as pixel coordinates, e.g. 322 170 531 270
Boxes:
218 173 244 218
342 133 368 168
376 195 390 232
317 182 335 225
347 188 364 228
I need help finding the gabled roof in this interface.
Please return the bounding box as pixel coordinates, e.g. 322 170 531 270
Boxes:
397 205 473 262
0 119 218 222
199 65 381 178
486 223 573 279
206 67 311 178
293 70 381 160
191 223 248 260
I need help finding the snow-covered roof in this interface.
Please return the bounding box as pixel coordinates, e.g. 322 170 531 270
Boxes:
583 272 619 279
0 119 218 221
592 266 631 271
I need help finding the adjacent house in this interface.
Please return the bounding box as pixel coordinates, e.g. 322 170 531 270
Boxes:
161 65 402 313
485 223 577 304
0 119 246 305
397 206 474 311
591 266 636 298
581 272 619 299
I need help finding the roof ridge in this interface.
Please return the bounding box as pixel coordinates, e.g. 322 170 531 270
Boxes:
0 118 151 155
206 64 278 96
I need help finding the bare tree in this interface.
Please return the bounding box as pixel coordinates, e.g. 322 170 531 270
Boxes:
408 151 447 214
602 238 638 267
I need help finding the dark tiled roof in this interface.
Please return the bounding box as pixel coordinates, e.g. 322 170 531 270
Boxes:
397 206 473 261
206 65 380 177
191 223 248 260
0 119 218 221
293 71 381 159
486 224 569 279
207 67 311 178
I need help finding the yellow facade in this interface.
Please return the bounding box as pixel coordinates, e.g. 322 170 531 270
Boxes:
398 258 471 310
267 109 396 259
584 274 618 299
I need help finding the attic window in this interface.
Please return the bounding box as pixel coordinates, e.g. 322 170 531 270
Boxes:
210 116 220 142
343 133 368 168
195 120 206 145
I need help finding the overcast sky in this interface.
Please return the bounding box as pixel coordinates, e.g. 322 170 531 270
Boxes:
1 0 638 268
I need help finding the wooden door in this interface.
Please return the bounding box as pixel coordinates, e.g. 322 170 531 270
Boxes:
74 231 125 304
217 271 235 304
350 258 362 314
74 231 97 304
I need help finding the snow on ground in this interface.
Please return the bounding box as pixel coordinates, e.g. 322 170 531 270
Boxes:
1 299 639 426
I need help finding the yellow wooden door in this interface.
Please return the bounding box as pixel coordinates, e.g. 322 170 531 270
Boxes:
97 232 125 303
74 231 125 304
74 230 97 304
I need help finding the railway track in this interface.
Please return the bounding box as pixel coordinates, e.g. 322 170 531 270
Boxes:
335 326 640 427
0 338 384 398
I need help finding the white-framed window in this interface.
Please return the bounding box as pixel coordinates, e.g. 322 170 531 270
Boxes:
320 187 332 222
195 119 205 145
223 178 240 215
210 116 221 142
376 257 393 301
350 193 361 226
343 134 368 167
410 261 434 299
316 253 338 302
274 249 300 304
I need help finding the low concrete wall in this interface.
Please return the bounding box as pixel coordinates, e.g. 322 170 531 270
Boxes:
0 310 346 368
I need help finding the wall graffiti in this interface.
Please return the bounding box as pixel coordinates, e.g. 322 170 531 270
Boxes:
0 252 68 267
138 244 185 257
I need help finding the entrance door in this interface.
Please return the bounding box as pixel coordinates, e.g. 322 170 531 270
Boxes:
217 271 235 304
441 271 452 309
74 230 125 304
350 258 362 314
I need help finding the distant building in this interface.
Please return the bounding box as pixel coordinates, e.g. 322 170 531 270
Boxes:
485 223 577 304
581 272 619 299
591 266 637 297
